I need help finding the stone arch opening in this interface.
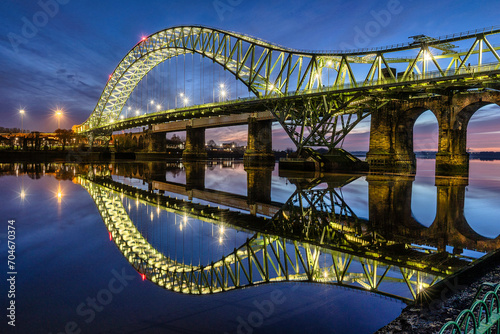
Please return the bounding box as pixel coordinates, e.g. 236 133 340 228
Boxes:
395 107 437 172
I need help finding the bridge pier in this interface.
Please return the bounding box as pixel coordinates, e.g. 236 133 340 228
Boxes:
366 105 416 173
147 131 167 152
435 103 469 176
244 117 274 167
183 126 207 160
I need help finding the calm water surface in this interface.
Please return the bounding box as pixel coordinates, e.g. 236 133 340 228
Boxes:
1 159 500 333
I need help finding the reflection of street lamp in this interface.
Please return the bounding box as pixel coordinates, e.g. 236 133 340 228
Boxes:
19 109 25 133
56 182 63 203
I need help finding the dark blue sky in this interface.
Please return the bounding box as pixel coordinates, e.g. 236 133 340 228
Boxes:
1 0 500 150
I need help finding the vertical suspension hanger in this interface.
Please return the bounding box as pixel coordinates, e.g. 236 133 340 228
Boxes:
201 54 203 105
192 52 195 105
175 55 178 108
184 53 186 98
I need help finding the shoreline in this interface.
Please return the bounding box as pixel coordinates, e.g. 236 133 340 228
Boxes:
376 249 500 333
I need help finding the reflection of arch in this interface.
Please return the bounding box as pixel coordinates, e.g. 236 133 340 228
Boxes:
79 175 453 302
410 189 437 228
368 175 500 252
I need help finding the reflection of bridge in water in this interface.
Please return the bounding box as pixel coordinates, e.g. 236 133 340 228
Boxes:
110 161 500 253
74 162 500 302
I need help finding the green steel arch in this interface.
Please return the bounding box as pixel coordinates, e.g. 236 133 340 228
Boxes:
80 25 325 131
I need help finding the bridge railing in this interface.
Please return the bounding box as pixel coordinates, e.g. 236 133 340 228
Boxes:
438 282 500 334
276 61 500 98
294 25 500 55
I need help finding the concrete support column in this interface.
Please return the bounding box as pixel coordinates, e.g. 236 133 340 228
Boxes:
245 166 273 215
436 107 469 176
147 132 167 152
366 106 415 173
183 126 207 160
244 117 274 167
184 161 205 191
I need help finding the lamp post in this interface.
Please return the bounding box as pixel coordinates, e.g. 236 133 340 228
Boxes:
19 109 25 134
56 109 62 130
148 100 154 114
219 89 227 102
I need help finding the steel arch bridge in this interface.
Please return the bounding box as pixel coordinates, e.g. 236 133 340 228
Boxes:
75 25 500 153
77 173 476 302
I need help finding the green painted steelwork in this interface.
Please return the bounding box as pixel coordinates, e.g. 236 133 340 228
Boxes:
75 25 500 152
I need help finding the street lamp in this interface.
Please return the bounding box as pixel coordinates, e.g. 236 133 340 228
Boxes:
147 100 154 114
19 109 25 134
219 89 227 102
55 109 62 130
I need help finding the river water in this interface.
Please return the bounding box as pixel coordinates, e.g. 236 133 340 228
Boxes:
1 159 500 333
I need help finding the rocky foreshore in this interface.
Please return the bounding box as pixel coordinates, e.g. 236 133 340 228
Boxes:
376 253 500 333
